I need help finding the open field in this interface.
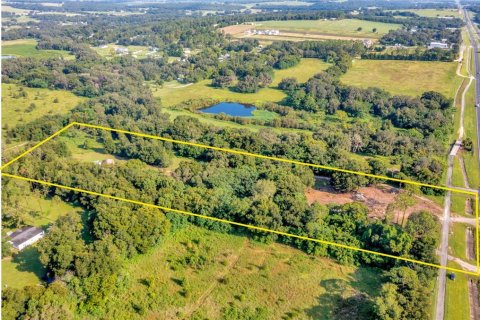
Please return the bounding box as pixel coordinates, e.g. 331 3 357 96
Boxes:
152 58 329 107
2 39 72 59
1 5 30 14
92 43 161 59
2 247 45 289
237 31 377 42
162 108 310 135
445 261 471 320
340 60 461 99
102 225 381 319
402 9 461 18
239 19 400 39
2 83 86 131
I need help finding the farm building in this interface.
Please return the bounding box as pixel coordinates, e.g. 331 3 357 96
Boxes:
8 226 45 250
428 42 449 49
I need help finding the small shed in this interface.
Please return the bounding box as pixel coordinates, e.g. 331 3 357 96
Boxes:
8 226 45 250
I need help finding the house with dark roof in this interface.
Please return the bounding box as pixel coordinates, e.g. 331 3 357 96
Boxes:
8 226 45 250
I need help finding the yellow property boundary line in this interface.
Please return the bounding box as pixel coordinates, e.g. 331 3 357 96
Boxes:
1 122 479 276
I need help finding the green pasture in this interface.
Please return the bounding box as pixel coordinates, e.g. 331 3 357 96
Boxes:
340 59 461 99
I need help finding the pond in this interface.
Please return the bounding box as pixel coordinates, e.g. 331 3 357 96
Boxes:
200 102 256 117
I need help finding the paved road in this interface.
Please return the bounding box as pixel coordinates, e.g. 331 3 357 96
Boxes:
435 3 477 319
464 7 480 175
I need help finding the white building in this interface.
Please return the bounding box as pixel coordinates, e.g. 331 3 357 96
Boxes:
8 226 45 250
428 42 449 49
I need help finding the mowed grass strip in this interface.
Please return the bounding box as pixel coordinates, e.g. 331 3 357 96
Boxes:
340 60 461 99
463 80 480 188
2 83 86 130
152 58 329 106
445 261 471 320
103 225 380 319
2 39 72 58
254 18 400 38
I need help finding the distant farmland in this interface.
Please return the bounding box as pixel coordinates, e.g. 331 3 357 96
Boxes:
222 18 401 41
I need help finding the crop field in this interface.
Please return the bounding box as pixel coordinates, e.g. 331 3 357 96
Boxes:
2 83 86 131
251 19 400 39
101 225 381 319
152 58 330 106
340 60 461 99
2 39 72 58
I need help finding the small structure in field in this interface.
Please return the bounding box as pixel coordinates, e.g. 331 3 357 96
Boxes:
8 226 45 250
101 159 115 166
93 159 115 166
428 42 449 49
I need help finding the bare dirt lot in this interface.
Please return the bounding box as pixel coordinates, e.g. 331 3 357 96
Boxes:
306 184 443 223
219 24 253 36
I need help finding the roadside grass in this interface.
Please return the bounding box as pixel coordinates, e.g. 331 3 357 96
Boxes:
2 246 45 289
340 60 461 99
102 225 381 319
2 83 86 131
2 39 72 58
450 193 473 217
462 80 479 189
151 58 330 107
449 223 473 263
444 261 471 320
460 29 471 77
253 19 400 38
451 157 465 188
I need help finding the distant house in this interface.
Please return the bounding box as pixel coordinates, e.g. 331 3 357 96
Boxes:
8 226 45 250
428 42 449 49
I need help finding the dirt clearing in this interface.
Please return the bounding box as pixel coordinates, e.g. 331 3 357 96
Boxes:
306 184 443 222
